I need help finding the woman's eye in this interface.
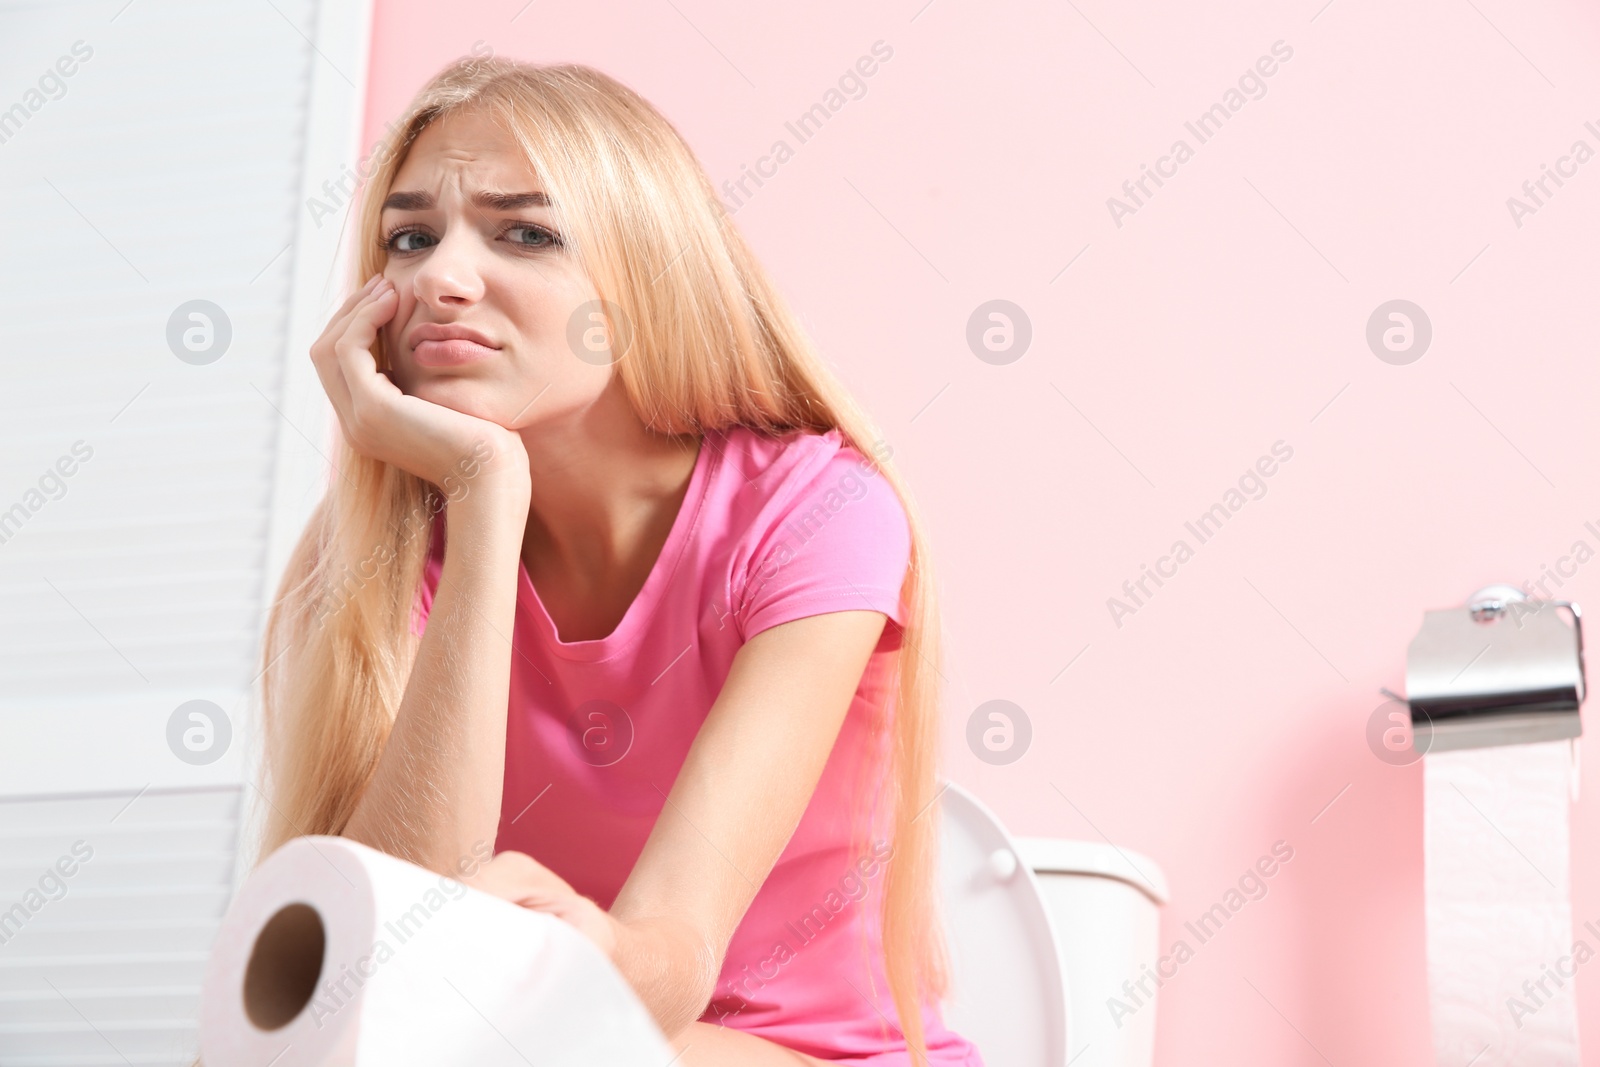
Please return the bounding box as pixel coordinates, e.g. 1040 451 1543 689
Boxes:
505 226 556 248
392 230 434 252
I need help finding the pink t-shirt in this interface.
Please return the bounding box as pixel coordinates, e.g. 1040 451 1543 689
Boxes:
411 424 982 1065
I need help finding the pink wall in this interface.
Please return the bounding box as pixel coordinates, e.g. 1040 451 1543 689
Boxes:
361 1 1600 1061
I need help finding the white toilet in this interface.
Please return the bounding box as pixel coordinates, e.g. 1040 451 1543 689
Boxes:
937 781 1168 1067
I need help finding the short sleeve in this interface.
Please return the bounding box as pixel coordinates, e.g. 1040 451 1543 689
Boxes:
734 447 912 643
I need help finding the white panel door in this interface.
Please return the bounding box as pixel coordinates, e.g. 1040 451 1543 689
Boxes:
0 0 370 1061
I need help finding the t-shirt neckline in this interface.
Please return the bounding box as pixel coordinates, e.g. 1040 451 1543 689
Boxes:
516 429 719 662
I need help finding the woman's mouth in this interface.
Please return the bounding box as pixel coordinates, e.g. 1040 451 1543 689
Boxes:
412 338 498 367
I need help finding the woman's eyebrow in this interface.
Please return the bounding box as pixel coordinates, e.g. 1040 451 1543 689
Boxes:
381 189 552 211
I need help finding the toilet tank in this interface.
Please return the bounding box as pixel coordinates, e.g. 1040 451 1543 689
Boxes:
1012 837 1169 1067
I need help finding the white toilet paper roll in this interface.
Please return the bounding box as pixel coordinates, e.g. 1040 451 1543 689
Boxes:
198 834 674 1066
1424 739 1582 1067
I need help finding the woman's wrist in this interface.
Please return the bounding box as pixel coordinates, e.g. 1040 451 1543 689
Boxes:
444 475 529 536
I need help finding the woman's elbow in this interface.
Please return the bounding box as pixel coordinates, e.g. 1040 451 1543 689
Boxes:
646 924 723 1040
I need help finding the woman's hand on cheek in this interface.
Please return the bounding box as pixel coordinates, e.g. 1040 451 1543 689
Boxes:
463 850 620 958
307 273 531 499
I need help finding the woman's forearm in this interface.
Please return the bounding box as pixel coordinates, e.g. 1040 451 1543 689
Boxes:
341 484 528 873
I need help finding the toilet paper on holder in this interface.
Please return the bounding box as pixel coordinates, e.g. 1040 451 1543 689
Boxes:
1389 585 1588 1067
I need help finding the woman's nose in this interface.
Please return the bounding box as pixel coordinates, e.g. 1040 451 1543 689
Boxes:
411 229 487 307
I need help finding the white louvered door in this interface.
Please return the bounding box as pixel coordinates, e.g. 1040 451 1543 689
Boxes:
0 0 369 1062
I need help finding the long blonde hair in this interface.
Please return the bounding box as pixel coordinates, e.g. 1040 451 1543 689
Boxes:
255 57 950 1056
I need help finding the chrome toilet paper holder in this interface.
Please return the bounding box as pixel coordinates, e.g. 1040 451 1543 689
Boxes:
1381 584 1587 754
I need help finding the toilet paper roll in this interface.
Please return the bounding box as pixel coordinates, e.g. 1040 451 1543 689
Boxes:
198 834 674 1066
1424 739 1582 1067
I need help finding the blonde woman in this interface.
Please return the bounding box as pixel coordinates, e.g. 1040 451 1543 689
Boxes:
260 56 981 1066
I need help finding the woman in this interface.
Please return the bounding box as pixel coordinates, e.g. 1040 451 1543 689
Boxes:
258 56 981 1065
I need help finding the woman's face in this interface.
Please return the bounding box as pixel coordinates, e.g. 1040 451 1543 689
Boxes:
378 108 610 430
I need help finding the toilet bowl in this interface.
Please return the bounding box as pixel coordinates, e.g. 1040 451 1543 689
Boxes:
937 781 1168 1067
